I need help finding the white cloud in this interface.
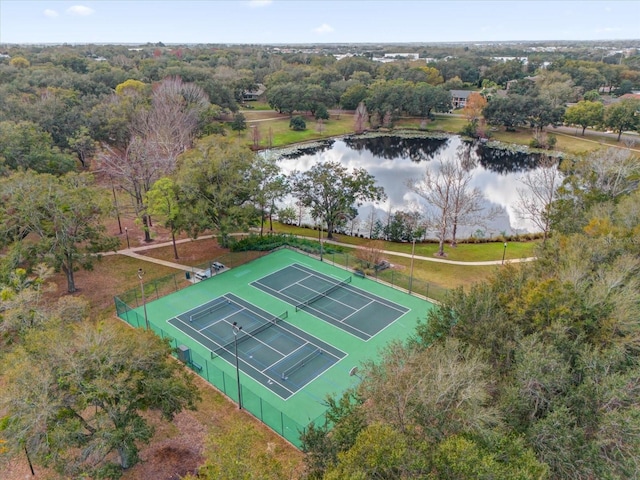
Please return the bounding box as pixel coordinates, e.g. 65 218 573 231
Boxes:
66 5 95 16
596 27 621 33
248 0 273 7
44 9 59 18
314 23 334 34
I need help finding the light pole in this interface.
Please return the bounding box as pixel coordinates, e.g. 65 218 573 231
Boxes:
137 268 150 330
125 227 130 249
502 242 507 265
408 238 416 294
318 222 323 262
232 322 243 410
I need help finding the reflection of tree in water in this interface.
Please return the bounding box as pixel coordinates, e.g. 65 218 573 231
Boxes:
474 143 544 174
343 136 449 162
457 140 478 171
280 140 335 159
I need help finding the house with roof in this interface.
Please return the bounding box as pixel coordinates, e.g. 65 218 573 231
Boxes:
242 83 266 102
450 90 473 109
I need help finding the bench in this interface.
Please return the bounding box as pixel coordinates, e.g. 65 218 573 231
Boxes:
191 362 203 373
353 269 365 279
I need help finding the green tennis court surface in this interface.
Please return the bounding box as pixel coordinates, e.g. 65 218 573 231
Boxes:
169 293 345 399
251 263 409 340
118 248 433 447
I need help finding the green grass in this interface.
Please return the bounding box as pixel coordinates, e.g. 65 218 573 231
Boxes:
245 114 355 147
269 222 538 262
394 115 468 133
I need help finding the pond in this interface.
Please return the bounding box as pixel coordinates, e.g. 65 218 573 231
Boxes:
277 134 554 238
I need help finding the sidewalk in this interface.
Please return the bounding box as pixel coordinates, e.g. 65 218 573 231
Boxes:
114 233 535 272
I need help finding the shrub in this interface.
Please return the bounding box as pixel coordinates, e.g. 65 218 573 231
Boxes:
289 116 306 131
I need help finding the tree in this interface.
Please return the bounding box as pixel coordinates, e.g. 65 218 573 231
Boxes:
9 56 30 68
314 103 330 121
0 121 77 175
252 154 288 235
604 98 640 141
420 65 445 85
324 424 409 480
230 112 247 132
462 92 487 124
354 240 387 270
173 135 258 246
0 321 199 479
145 177 182 259
67 126 98 168
448 160 487 247
353 101 368 133
360 339 498 442
410 83 452 118
289 115 306 131
516 156 561 243
340 84 369 110
0 171 119 293
407 158 458 256
187 424 289 480
290 161 386 240
0 264 89 345
276 205 297 225
483 95 529 131
564 100 605 135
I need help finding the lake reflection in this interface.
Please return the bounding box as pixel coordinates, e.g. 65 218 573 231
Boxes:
278 135 548 236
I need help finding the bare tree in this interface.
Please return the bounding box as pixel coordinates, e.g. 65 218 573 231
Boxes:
98 77 209 242
362 206 378 239
516 156 561 242
97 137 164 241
407 159 457 256
132 77 208 172
583 148 640 199
354 101 368 134
448 160 488 247
355 240 386 269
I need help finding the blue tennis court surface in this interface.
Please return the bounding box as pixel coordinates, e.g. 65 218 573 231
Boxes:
251 263 410 340
168 293 346 399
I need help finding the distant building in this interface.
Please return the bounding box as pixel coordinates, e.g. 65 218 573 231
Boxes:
384 53 419 60
242 83 266 102
491 56 528 65
450 90 473 109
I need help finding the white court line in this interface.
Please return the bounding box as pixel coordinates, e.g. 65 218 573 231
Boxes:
170 314 297 397
293 263 410 315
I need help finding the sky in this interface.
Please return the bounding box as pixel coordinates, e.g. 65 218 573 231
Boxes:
1 0 638 45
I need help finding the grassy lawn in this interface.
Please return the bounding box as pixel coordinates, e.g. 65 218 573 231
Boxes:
269 222 538 262
394 115 468 133
242 113 355 148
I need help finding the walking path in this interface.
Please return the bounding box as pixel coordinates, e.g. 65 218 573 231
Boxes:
113 234 536 272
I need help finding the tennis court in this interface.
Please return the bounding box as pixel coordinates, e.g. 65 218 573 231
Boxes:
117 248 432 447
251 263 409 340
169 293 345 399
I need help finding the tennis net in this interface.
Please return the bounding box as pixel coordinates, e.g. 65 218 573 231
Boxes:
212 310 288 356
295 276 352 312
281 348 323 380
189 299 232 323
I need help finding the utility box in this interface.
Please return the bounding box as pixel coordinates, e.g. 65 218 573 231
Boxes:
177 345 191 364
